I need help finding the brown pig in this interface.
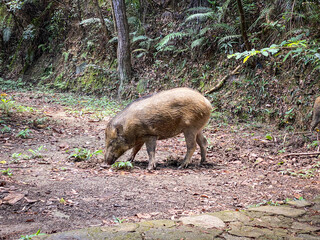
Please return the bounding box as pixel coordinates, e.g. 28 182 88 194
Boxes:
311 96 320 131
104 87 212 170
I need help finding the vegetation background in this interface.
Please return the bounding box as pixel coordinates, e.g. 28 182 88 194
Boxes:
0 0 320 130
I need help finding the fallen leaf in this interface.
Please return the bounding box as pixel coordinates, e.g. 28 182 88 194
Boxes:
150 212 160 216
25 197 38 203
58 143 69 150
136 213 152 219
59 197 66 204
3 193 25 205
200 194 209 198
53 128 63 134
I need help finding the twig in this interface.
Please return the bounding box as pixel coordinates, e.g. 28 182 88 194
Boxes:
283 152 320 157
317 132 319 152
205 65 241 94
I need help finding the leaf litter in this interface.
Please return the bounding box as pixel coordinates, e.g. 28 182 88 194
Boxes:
0 90 319 239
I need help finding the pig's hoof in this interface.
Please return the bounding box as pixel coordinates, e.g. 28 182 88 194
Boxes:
147 165 156 171
178 163 189 169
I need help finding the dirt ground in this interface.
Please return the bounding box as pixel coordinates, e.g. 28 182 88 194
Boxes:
1 91 320 240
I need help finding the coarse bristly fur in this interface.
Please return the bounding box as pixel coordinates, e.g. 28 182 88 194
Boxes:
311 96 320 131
105 87 212 170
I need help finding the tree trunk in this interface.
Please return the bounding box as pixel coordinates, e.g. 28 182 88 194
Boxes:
93 0 112 41
76 0 85 35
236 0 252 51
112 0 132 99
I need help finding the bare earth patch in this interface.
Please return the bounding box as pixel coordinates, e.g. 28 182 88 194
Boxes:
1 91 320 239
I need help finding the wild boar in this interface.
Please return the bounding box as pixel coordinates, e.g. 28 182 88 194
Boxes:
311 96 320 131
104 87 212 170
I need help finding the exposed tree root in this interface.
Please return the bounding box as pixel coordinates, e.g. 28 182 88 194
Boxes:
205 65 241 94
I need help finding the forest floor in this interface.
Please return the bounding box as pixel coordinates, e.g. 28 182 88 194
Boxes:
1 90 320 239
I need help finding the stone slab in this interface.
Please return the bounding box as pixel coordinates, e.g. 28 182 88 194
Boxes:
209 210 251 223
291 221 320 232
248 206 306 217
287 200 312 208
179 214 226 229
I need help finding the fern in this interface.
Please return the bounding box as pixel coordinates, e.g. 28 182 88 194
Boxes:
185 12 216 22
156 32 188 51
80 18 112 29
248 4 275 31
191 37 207 49
199 26 210 36
186 7 213 13
108 36 118 44
218 35 241 45
210 23 237 34
132 35 150 44
80 18 100 26
217 0 233 23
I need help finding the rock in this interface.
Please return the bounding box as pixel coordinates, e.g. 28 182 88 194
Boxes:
221 233 251 240
52 210 70 219
143 226 222 240
248 206 306 218
291 221 320 233
228 225 269 238
311 204 320 212
209 211 251 223
287 200 312 208
297 234 320 240
312 195 320 204
249 215 293 228
179 214 226 229
228 223 288 239
101 223 139 233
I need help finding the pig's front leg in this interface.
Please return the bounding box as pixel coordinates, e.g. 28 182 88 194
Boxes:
127 142 144 162
145 136 158 170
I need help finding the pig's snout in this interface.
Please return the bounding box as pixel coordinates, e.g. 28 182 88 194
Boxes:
104 150 116 165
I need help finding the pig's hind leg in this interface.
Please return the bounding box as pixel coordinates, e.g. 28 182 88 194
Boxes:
196 131 208 164
179 130 197 169
127 142 144 162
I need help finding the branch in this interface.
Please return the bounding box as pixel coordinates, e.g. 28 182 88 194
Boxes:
205 65 241 94
283 152 320 157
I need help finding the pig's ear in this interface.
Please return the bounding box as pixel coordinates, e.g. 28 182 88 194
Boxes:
115 124 123 135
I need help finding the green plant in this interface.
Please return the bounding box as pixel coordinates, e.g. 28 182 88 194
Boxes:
284 196 304 203
228 34 320 70
0 125 11 133
280 163 320 179
28 146 46 159
307 140 320 149
113 216 126 224
67 148 103 162
16 105 35 113
1 98 10 115
17 128 31 139
12 153 22 159
19 229 46 240
265 134 273 141
0 93 15 115
1 168 13 177
111 161 133 170
10 152 23 163
34 117 48 125
248 199 282 208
